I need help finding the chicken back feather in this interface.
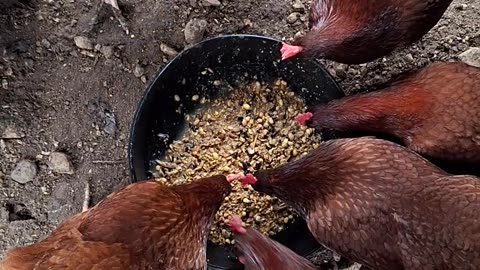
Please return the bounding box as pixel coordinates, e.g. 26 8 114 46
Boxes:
1 175 231 270
240 137 480 270
283 0 453 63
300 62 480 164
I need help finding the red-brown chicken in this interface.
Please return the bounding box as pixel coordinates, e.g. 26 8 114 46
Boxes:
1 175 232 270
227 215 317 270
297 62 480 164
238 137 480 270
281 0 453 63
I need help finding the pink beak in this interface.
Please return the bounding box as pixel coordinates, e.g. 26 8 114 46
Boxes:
280 43 304 60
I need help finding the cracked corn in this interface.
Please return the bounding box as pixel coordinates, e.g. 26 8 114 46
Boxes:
152 80 320 244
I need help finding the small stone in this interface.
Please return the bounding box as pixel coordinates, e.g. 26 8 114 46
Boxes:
48 152 74 175
184 18 208 44
160 43 178 57
100 46 114 59
11 160 37 184
202 0 220 6
133 63 145 78
292 2 305 12
189 0 196 6
286 13 299 24
454 4 468 10
242 103 251 110
405 53 414 62
40 38 51 48
74 36 93 50
459 47 480 67
2 126 24 139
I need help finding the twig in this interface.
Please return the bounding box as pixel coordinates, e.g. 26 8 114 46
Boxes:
92 160 124 164
82 182 90 212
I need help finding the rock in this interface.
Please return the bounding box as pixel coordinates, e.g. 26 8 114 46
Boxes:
74 36 94 50
202 0 220 7
133 63 145 78
1 126 24 139
160 43 179 57
286 13 299 24
189 0 196 6
184 18 208 45
48 152 74 175
292 2 305 12
454 4 468 10
458 47 480 67
100 45 114 59
11 160 37 184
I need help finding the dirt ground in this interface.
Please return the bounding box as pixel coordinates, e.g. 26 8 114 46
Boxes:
0 0 479 266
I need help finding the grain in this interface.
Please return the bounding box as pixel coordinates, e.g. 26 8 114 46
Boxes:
152 80 320 244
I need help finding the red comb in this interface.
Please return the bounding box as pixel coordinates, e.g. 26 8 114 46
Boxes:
238 256 246 264
239 173 257 186
280 43 303 61
295 112 313 126
228 215 247 234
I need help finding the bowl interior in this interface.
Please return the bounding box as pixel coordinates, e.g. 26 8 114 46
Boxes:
128 34 345 269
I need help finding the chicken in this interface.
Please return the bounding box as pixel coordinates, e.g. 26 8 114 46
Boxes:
227 215 317 270
1 175 232 270
281 0 453 64
296 62 480 165
87 0 129 34
237 137 480 270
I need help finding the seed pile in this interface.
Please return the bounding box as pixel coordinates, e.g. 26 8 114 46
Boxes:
152 80 320 244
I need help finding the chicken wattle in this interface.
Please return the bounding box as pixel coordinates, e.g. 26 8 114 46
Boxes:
239 137 480 269
1 175 232 270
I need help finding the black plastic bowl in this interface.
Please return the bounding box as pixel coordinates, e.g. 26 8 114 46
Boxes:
128 34 344 269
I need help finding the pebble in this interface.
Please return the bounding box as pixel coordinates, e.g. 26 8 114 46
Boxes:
292 2 305 12
100 46 114 59
184 18 208 45
1 126 24 139
133 63 145 78
202 0 220 6
458 47 480 67
286 13 299 24
73 36 93 50
11 160 37 184
160 43 179 57
48 152 74 175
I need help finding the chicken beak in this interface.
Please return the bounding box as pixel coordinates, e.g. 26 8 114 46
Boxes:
295 112 313 126
226 173 245 183
280 43 304 60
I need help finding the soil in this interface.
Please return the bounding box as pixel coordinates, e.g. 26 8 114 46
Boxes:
0 0 479 268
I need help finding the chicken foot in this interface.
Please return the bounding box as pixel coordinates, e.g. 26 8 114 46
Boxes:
86 0 129 35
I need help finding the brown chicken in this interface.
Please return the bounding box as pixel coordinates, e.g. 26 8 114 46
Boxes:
227 215 317 270
296 62 480 164
281 0 453 64
1 175 232 270
238 137 480 270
